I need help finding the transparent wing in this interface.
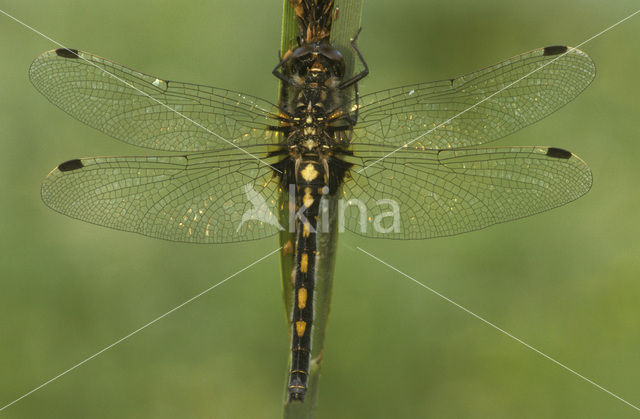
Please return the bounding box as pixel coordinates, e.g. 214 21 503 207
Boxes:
340 144 592 239
41 146 285 243
352 46 595 149
30 49 281 152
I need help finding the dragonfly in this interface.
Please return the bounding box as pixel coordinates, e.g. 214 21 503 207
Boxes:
30 0 595 403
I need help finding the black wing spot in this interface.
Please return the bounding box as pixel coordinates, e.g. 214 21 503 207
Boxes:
543 46 568 56
58 159 84 172
55 48 80 59
546 147 572 159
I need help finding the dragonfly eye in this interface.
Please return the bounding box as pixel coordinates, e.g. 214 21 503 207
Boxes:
291 46 312 59
319 45 342 62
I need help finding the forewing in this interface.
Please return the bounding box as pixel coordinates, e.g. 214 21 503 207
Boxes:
353 46 595 149
41 146 283 243
30 49 281 152
341 145 592 239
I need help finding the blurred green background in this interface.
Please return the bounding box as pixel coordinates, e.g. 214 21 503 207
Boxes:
1 0 639 417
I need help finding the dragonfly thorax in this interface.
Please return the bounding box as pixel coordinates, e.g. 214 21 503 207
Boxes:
287 88 335 152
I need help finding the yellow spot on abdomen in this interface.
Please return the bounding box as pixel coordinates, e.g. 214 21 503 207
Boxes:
295 320 307 337
302 222 311 238
303 187 314 208
297 287 308 309
300 253 309 273
300 164 319 182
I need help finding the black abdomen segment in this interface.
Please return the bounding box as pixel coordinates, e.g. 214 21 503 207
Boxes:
288 160 326 402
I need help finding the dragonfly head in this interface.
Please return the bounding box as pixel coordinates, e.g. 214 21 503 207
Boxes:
287 42 345 83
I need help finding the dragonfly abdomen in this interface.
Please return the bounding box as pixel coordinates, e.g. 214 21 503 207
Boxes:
288 159 326 402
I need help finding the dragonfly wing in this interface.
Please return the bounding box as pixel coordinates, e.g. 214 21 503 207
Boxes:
30 49 281 152
341 144 592 239
352 46 595 149
41 146 284 243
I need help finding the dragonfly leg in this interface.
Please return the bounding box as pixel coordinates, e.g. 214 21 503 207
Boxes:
273 51 295 85
339 28 369 90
